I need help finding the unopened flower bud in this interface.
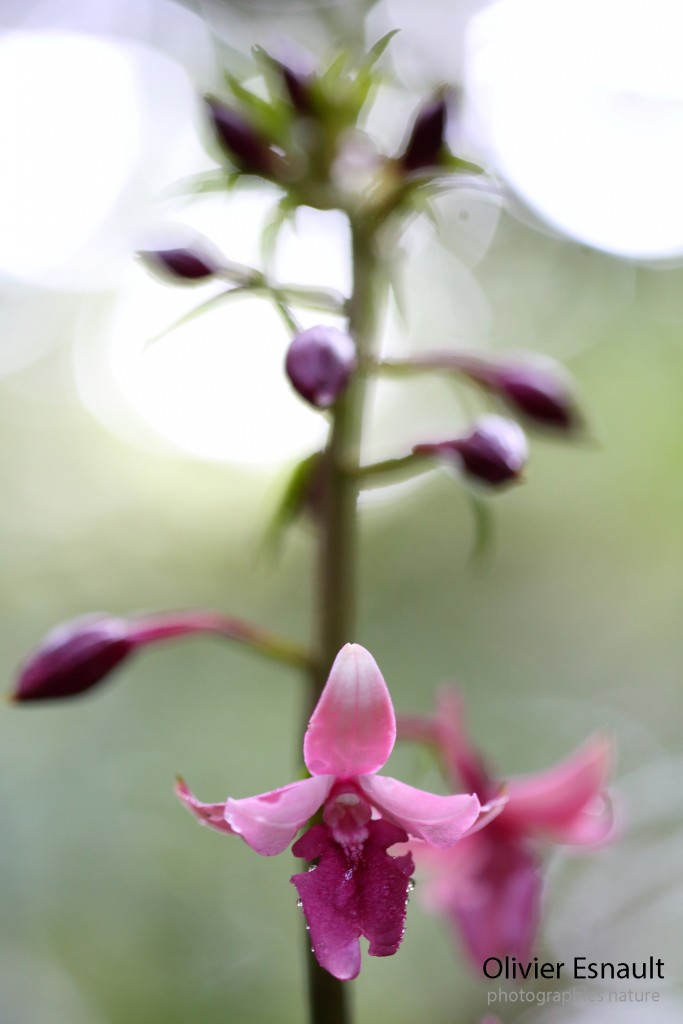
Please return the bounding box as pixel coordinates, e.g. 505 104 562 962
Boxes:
12 610 309 703
13 614 134 702
285 326 357 408
399 94 448 173
138 246 218 283
279 62 315 116
460 357 580 432
205 97 285 179
414 415 528 487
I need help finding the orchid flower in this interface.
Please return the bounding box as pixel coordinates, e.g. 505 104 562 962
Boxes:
177 644 483 980
400 691 613 969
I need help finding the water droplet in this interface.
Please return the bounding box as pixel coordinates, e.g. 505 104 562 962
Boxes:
308 864 317 872
408 878 416 892
296 898 303 908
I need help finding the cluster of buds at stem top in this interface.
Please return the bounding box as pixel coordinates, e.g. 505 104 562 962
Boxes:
205 96 289 181
397 92 449 173
285 325 357 409
414 415 528 488
12 611 306 702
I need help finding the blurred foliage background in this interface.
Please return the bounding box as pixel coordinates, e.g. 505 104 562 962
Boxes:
1 1 683 1022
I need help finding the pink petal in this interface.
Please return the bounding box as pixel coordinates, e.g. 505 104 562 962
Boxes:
225 775 333 856
304 644 396 777
175 777 236 835
291 825 362 980
465 793 508 834
434 689 495 798
505 735 613 844
360 774 480 847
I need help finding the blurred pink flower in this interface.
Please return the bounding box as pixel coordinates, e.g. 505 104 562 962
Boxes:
177 644 482 980
400 691 613 969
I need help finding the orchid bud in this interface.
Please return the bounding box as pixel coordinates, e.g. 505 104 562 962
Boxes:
12 611 308 703
205 97 285 179
399 94 448 173
279 62 315 116
138 246 218 283
285 326 357 408
461 357 580 432
495 365 579 430
414 415 528 487
13 614 135 702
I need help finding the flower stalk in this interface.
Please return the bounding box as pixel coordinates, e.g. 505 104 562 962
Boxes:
304 221 381 1024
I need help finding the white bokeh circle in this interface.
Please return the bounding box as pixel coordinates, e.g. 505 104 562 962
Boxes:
463 0 683 259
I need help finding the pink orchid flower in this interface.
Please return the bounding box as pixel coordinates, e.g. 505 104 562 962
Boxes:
176 644 483 981
399 691 613 970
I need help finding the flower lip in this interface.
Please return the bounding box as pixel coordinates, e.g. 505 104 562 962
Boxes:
291 818 415 980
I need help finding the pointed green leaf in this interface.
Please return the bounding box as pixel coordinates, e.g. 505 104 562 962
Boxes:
223 73 292 145
321 51 349 89
260 196 297 273
144 286 253 347
466 493 495 569
365 29 400 68
262 452 323 556
442 152 486 176
386 248 409 327
158 170 237 200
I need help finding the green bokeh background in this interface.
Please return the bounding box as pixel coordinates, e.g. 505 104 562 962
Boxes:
2 4 683 1023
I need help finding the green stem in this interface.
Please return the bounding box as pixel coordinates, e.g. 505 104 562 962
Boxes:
303 219 380 1024
373 353 485 379
357 452 433 488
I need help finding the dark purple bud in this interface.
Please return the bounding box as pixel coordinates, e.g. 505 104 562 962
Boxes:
414 415 528 487
399 94 448 173
12 611 309 703
460 357 580 432
205 97 284 179
138 247 218 283
494 365 580 431
285 326 357 408
13 614 135 702
279 62 315 115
